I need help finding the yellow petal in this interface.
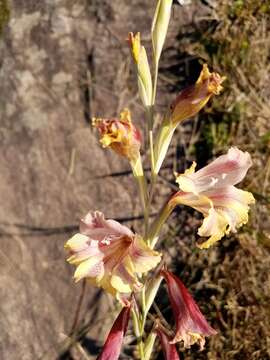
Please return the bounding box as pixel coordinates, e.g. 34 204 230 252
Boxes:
73 256 102 282
197 208 229 248
128 32 141 64
64 233 89 252
132 236 161 273
120 108 131 123
175 162 197 193
111 274 133 293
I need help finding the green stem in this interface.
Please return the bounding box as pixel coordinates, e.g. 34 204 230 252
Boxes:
149 129 155 179
141 285 146 329
131 155 148 222
132 308 145 360
148 202 173 248
134 51 161 360
151 61 159 109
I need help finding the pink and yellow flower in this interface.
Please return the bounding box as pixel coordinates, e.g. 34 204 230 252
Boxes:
161 270 217 350
170 64 225 125
170 147 255 248
97 303 131 360
65 211 161 297
92 109 141 161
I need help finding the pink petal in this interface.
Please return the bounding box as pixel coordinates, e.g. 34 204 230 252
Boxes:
196 185 255 248
170 190 212 215
67 240 102 264
73 255 104 282
97 304 131 360
156 327 180 360
180 147 252 193
111 262 141 293
80 211 133 239
129 236 162 273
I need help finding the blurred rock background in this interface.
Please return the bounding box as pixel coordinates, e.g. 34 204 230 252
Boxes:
0 0 269 359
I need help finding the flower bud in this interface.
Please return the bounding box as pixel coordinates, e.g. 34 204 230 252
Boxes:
153 64 225 175
97 304 131 360
128 32 152 107
92 109 141 162
152 0 173 65
170 64 225 125
161 269 217 350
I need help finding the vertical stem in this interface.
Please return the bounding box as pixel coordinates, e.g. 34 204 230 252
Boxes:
141 285 146 328
135 44 160 360
132 307 145 360
149 202 173 248
151 62 159 109
149 130 155 178
144 57 159 238
131 155 148 222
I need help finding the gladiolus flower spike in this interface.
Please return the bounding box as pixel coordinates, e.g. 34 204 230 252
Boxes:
97 304 131 360
161 269 217 350
65 211 161 297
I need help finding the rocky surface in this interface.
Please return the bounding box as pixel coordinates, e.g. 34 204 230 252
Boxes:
0 1 153 359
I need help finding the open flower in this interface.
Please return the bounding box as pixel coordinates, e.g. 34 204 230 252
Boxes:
97 303 131 360
65 211 161 297
92 109 141 162
170 147 255 248
161 270 217 350
170 64 225 125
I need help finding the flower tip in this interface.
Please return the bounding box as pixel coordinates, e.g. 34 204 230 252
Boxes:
198 63 211 81
128 32 140 63
91 117 99 127
209 73 225 95
120 108 131 123
197 64 225 95
73 274 81 283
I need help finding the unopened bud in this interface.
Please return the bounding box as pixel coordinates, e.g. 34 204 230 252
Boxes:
170 64 225 125
128 32 152 107
152 0 173 65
